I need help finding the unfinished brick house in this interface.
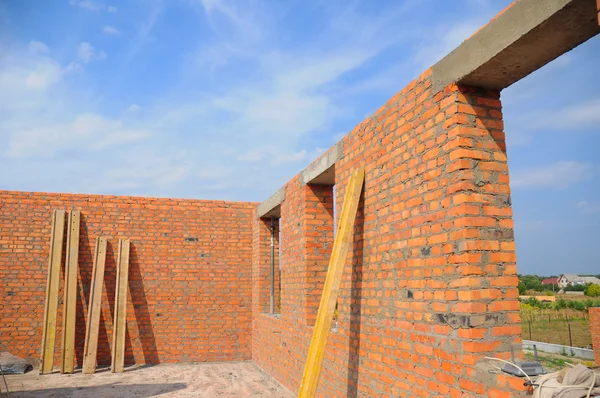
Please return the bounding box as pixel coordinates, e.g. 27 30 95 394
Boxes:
1 0 599 396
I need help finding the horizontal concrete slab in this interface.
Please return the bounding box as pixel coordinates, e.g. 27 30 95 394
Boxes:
299 142 343 186
256 186 285 218
523 340 594 360
432 0 600 92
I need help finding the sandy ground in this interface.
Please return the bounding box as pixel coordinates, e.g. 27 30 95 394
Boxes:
3 361 294 397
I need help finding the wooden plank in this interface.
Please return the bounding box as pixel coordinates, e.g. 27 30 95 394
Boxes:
111 239 130 373
82 236 107 374
40 209 66 375
298 168 365 398
60 210 80 374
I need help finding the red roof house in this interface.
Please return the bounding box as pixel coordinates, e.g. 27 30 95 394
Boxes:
542 277 559 285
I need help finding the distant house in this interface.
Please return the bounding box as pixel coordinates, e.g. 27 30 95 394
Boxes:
558 274 600 288
542 277 559 285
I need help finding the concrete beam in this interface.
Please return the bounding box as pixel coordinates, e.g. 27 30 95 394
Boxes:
299 141 343 186
256 186 285 218
432 0 600 92
257 142 343 218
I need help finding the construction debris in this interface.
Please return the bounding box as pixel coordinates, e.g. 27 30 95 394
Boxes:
533 364 600 398
0 352 32 375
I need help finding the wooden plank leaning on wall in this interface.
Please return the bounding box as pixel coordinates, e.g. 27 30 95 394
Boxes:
40 209 66 375
111 239 130 373
82 236 107 374
60 210 80 374
298 168 365 398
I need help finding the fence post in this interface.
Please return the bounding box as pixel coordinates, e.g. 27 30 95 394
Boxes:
568 321 573 348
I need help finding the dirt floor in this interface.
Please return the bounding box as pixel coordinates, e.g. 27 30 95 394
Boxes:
3 361 294 397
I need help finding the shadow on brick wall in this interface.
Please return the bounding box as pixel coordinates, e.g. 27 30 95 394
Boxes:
127 244 159 365
73 224 158 367
346 195 364 398
96 240 116 365
75 218 92 367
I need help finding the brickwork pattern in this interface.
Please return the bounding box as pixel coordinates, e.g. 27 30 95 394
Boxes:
252 70 526 397
0 190 255 367
590 307 600 365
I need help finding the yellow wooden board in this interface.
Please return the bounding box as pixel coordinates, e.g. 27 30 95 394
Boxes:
60 210 80 374
111 239 130 373
40 209 66 375
82 236 107 374
298 168 365 398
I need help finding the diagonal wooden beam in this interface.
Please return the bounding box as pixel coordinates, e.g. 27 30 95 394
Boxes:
82 236 107 374
298 168 365 398
60 210 80 374
40 209 66 375
111 239 130 373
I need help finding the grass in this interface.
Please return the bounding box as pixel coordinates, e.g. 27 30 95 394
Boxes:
523 352 595 372
521 316 591 348
553 294 591 302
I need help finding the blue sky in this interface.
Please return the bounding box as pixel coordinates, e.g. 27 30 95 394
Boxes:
0 0 598 275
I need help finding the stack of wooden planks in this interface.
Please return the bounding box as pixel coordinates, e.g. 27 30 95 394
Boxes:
39 209 131 375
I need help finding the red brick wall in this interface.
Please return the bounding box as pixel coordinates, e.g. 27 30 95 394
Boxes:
590 307 600 365
0 190 255 368
252 70 526 396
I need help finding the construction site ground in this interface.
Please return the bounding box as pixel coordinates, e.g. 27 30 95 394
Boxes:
4 361 294 398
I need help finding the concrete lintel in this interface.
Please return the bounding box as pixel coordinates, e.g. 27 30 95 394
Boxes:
432 0 600 92
299 141 343 186
256 186 285 218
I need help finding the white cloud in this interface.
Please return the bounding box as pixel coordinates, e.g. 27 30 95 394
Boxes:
28 40 49 54
237 149 264 163
77 42 106 63
101 150 192 191
554 99 600 129
1 1 529 201
272 149 307 165
197 166 232 181
412 19 484 69
511 161 593 190
103 25 121 36
25 62 62 89
511 98 600 132
576 201 600 215
505 132 532 148
5 114 148 158
69 0 103 11
70 0 116 13
63 62 83 75
0 48 63 113
126 104 141 113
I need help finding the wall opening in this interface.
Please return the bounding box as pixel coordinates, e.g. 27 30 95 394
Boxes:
501 37 600 350
304 183 334 326
269 217 281 315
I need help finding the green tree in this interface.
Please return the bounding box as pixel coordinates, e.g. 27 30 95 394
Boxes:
519 274 544 292
564 283 586 292
584 283 600 297
518 281 527 295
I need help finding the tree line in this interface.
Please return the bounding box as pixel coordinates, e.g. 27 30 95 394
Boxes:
518 274 600 297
